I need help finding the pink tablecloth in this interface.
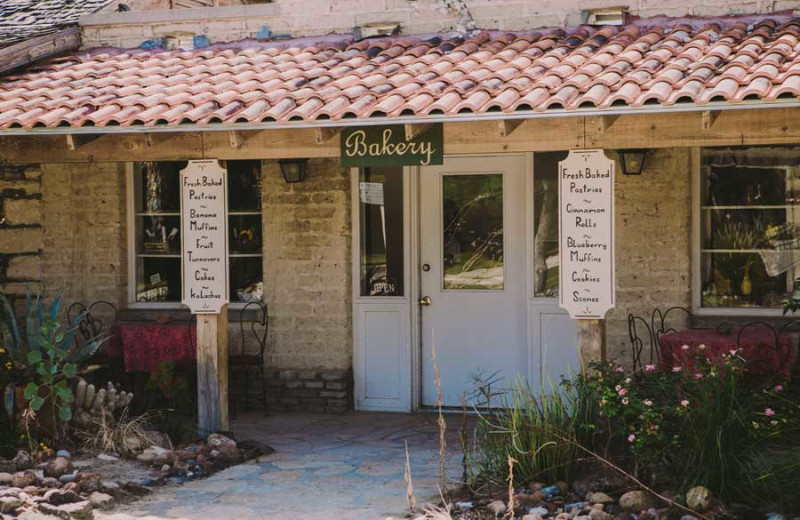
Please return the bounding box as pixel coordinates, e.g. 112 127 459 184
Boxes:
109 322 196 375
659 328 797 380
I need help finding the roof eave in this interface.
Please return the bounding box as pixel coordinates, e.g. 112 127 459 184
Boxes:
1 99 798 137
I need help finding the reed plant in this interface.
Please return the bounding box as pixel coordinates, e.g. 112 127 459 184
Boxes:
467 377 596 494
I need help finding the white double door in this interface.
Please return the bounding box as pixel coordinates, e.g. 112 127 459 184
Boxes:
419 155 528 407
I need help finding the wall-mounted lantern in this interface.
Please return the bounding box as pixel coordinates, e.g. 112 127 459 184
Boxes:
278 159 309 184
619 149 648 176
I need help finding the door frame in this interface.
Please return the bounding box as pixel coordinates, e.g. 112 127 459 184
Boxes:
352 153 573 411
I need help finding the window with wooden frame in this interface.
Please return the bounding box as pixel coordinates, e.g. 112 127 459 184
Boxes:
129 160 264 306
697 147 800 313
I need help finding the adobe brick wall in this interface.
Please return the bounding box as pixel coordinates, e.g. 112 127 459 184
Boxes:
81 0 799 49
605 148 692 365
261 158 353 371
40 163 129 309
0 165 43 304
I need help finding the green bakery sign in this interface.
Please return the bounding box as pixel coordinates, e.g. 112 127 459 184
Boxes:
341 124 443 167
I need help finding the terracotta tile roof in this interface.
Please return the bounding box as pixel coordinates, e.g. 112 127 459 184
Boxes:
4 14 800 130
0 0 115 48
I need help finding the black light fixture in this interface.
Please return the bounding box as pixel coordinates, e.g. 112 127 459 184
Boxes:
278 158 309 184
619 149 648 175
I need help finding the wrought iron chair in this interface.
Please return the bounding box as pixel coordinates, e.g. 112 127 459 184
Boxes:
628 306 693 373
628 313 655 373
736 321 800 383
229 302 269 417
67 300 118 344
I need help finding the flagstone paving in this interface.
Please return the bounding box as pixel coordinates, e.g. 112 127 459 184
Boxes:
99 412 466 520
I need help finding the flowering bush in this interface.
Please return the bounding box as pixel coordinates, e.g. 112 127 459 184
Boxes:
576 346 799 503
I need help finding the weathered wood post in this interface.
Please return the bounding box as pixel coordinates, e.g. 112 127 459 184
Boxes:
181 160 230 436
558 150 615 368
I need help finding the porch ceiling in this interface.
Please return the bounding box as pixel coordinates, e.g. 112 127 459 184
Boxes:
3 13 800 134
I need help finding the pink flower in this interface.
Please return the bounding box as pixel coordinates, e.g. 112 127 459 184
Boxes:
672 366 683 373
643 399 653 407
774 385 784 391
618 388 627 396
645 364 656 372
765 408 776 417
698 344 707 350
681 344 690 351
627 434 636 443
694 373 703 380
729 349 739 356
681 400 690 407
615 366 625 373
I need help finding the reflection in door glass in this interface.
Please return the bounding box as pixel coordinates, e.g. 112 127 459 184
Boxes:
533 152 568 298
359 167 404 296
442 174 504 290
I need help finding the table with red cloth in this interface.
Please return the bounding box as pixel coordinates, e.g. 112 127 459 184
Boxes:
106 322 196 375
658 327 798 379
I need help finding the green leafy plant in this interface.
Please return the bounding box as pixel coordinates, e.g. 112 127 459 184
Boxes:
0 292 102 436
578 352 799 507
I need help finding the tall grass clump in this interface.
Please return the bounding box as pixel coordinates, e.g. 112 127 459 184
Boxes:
467 377 596 494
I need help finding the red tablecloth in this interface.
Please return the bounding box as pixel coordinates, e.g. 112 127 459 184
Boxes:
109 322 196 375
659 328 797 380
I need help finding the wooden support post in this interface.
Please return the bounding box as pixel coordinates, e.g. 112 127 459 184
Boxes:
577 319 606 371
196 305 228 436
498 119 525 137
404 123 432 141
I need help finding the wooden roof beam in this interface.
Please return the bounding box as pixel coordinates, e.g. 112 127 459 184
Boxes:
314 127 342 145
228 130 264 149
65 134 101 151
499 119 525 137
404 123 431 141
701 110 721 131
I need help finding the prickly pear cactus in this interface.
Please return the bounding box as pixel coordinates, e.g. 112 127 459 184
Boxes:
73 379 134 427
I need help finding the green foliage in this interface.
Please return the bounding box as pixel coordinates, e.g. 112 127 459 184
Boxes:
467 377 596 494
143 361 195 444
0 292 102 438
579 352 800 508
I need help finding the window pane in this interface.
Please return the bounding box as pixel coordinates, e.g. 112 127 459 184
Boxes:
701 147 800 309
533 152 567 298
359 167 404 296
228 160 262 211
133 160 264 305
442 174 504 290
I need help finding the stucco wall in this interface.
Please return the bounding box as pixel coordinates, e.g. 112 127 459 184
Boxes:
605 148 692 364
80 0 799 49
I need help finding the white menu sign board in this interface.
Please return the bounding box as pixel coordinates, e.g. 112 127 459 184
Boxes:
558 150 615 319
181 160 229 314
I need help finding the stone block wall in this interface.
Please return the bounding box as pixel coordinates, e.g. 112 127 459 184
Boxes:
264 368 351 413
605 148 692 364
0 164 43 305
81 0 800 49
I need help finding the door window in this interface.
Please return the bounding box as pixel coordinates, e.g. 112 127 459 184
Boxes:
359 167 404 296
441 174 504 290
533 152 567 298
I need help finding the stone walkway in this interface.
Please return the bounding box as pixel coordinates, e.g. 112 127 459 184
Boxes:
100 412 466 520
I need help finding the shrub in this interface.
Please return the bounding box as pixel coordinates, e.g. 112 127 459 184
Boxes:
467 377 596 494
578 350 800 508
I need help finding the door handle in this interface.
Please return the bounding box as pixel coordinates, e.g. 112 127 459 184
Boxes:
418 296 432 306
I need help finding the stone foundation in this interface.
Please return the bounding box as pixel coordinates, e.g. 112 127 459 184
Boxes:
265 368 352 413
